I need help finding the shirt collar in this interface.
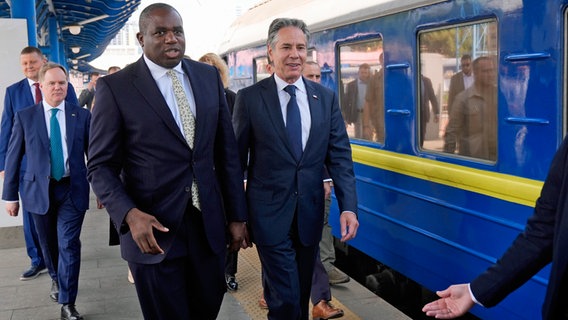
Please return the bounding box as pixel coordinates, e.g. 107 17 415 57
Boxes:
43 101 65 113
274 74 306 95
26 78 38 87
144 55 184 79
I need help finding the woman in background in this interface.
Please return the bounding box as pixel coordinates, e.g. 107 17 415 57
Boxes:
198 53 239 291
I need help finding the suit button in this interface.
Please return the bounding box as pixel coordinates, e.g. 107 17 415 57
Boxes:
185 187 190 192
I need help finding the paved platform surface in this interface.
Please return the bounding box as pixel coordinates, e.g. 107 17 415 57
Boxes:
0 192 409 320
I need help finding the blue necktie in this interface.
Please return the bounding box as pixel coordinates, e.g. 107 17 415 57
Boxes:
50 108 64 180
284 85 302 161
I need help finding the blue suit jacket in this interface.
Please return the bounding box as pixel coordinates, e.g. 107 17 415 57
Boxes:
0 78 79 171
233 75 357 246
2 102 90 214
87 57 247 264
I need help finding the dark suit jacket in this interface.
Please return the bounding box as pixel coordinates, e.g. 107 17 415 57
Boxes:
88 57 247 264
0 79 78 171
448 71 466 112
2 102 90 214
421 75 439 123
233 75 357 247
342 80 360 124
78 88 95 110
470 136 568 319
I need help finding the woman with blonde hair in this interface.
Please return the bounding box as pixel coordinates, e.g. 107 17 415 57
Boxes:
199 53 236 113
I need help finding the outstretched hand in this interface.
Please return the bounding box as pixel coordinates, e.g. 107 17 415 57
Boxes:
125 208 169 255
422 284 475 319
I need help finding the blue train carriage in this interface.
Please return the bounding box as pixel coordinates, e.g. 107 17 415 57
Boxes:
220 0 566 318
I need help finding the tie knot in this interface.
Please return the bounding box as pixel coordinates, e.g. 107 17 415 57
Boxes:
284 85 296 97
166 69 177 78
51 108 59 117
33 83 39 88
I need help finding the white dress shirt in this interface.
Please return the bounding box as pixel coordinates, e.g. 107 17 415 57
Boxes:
43 101 69 177
143 55 197 134
274 75 311 150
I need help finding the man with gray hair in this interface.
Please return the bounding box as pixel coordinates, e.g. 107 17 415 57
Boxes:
233 18 359 320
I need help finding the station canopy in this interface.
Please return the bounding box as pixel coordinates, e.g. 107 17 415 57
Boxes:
0 0 141 73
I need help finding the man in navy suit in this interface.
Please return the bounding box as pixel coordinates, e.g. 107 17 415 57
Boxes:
423 136 568 319
3 62 90 320
87 3 248 319
0 46 78 281
233 18 359 320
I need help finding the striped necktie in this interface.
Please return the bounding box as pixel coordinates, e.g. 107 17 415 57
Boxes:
166 69 200 210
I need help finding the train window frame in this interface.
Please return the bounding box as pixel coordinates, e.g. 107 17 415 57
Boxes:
564 8 568 136
417 18 499 163
336 34 384 143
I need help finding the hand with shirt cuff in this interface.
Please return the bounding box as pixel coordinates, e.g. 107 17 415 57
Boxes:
422 283 477 318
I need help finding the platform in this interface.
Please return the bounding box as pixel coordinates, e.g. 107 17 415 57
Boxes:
0 192 410 320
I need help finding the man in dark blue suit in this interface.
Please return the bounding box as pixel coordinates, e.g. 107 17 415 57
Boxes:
0 46 78 281
233 18 359 320
423 136 568 319
3 62 90 320
87 3 248 319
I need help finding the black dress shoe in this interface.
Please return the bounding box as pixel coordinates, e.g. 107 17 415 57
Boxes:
61 304 84 320
50 279 59 302
20 264 47 281
225 274 238 291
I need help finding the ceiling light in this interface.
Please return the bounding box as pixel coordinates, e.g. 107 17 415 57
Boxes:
68 25 82 35
71 46 80 54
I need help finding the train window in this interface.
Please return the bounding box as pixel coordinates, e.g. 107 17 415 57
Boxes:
338 38 384 143
418 20 498 161
254 57 272 82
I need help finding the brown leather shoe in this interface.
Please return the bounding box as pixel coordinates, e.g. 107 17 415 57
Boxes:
312 300 344 319
258 294 268 309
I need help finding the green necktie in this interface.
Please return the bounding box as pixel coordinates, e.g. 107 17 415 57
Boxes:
50 108 65 180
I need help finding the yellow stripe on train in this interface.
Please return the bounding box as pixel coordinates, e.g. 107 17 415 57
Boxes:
351 145 543 208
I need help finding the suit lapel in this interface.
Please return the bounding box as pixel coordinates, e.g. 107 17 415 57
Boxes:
132 58 187 146
303 79 323 156
183 59 202 151
34 103 50 153
18 79 34 108
260 77 298 159
64 105 77 154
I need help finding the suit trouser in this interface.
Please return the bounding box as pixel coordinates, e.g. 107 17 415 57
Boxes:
129 206 225 320
19 175 44 268
32 178 85 304
225 249 238 276
257 229 318 320
319 198 335 271
310 248 331 304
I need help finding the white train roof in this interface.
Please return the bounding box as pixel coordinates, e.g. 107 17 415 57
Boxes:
218 0 443 54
